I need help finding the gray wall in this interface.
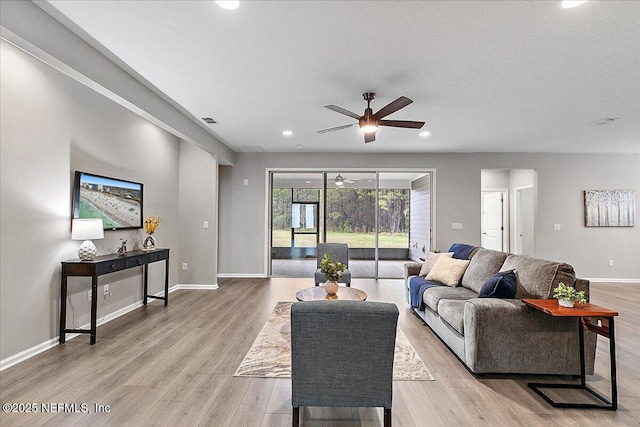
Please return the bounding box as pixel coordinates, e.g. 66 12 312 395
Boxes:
219 152 640 280
1 39 181 360
178 141 218 285
1 40 222 363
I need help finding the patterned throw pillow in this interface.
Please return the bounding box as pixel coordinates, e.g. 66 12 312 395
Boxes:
419 252 454 276
478 270 518 298
425 256 470 287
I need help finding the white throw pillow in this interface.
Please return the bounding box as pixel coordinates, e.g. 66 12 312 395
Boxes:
419 252 454 276
425 256 471 287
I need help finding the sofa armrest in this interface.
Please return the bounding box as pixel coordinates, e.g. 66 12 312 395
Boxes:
404 262 422 279
463 298 596 375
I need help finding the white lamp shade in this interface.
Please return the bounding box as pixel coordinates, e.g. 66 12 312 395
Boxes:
71 218 104 240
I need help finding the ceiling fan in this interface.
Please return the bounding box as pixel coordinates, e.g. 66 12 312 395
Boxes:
318 92 425 143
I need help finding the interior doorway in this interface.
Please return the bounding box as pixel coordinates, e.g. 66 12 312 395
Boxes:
481 190 506 251
480 169 537 254
515 186 535 255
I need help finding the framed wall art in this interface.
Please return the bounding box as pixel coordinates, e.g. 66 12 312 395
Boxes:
584 189 635 227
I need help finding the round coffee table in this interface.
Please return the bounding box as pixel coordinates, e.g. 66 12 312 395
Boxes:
295 286 367 301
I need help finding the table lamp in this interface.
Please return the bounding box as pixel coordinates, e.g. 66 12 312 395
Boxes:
71 218 104 261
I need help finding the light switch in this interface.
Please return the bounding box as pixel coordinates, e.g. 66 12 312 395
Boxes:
553 224 561 231
452 223 463 230
243 179 249 186
203 221 209 229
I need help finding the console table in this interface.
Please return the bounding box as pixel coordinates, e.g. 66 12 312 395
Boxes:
60 248 170 345
522 298 618 410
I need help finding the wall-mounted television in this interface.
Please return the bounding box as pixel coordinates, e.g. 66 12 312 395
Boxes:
73 171 143 230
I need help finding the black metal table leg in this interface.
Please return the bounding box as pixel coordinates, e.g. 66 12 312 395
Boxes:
528 316 617 410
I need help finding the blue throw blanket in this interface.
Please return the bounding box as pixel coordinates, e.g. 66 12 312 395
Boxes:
448 243 477 260
409 276 442 310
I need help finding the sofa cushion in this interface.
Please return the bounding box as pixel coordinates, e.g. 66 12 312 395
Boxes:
461 248 509 293
501 255 575 299
426 256 470 287
478 270 517 299
419 251 454 276
437 299 467 335
423 286 478 312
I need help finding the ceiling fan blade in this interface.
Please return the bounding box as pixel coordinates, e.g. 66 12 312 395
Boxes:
316 123 356 134
372 96 413 120
324 105 362 120
364 132 376 143
378 119 425 129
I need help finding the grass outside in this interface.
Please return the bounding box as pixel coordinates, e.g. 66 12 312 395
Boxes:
272 229 408 248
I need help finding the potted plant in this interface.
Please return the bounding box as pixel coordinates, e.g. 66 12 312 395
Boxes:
143 215 162 250
319 253 346 296
552 282 586 308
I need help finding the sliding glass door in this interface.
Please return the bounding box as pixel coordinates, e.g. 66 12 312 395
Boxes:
269 170 432 279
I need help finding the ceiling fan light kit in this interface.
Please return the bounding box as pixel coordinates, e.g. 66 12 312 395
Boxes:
319 92 425 143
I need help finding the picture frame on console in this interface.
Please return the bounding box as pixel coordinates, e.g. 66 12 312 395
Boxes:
73 171 144 231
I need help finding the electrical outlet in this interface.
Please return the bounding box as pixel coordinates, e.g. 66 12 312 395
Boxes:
182 263 188 271
203 221 209 229
608 259 614 267
451 223 463 230
553 224 561 231
104 284 110 295
87 290 92 301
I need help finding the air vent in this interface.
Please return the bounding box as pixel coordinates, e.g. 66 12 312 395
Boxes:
234 145 265 153
202 117 217 124
589 118 619 126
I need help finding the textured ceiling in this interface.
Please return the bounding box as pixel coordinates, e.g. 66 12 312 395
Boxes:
43 1 640 153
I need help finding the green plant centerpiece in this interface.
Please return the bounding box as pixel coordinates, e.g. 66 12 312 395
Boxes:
319 253 346 296
553 282 586 308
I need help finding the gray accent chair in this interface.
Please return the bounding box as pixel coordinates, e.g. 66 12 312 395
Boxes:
314 242 352 286
291 300 399 427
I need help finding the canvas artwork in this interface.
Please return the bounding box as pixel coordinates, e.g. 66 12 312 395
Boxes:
584 190 635 227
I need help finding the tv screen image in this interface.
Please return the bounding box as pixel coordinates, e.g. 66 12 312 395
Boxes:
74 171 143 230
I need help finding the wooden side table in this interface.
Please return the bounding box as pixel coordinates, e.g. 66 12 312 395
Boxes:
522 299 618 410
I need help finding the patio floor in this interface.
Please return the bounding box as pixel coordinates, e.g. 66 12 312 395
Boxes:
271 258 411 279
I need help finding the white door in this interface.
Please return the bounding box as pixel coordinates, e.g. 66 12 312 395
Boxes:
516 187 535 255
481 191 503 251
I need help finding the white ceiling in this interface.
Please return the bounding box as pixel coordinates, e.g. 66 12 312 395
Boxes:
43 1 640 154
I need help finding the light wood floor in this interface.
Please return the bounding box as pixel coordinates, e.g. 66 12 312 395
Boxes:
1 279 639 426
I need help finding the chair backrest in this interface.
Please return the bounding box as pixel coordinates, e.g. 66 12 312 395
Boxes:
316 242 349 268
291 300 399 409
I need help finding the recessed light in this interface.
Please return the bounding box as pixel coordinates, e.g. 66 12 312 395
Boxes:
215 1 240 10
561 1 587 8
282 130 293 136
419 131 431 137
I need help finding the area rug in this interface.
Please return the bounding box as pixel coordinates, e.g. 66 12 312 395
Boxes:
234 301 434 381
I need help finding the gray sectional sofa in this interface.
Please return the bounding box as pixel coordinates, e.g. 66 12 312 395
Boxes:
404 247 597 375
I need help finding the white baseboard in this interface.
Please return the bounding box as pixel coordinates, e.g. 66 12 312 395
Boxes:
0 285 214 372
217 273 267 278
0 337 60 372
586 278 640 284
177 283 219 290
